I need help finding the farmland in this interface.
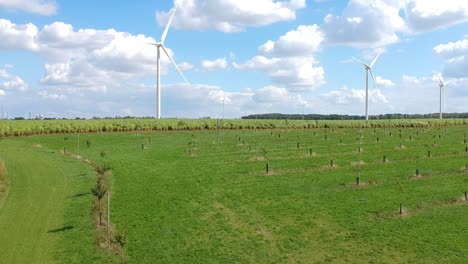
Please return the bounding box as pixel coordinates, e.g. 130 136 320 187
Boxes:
0 119 467 263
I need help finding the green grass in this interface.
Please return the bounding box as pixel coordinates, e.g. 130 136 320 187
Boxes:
1 124 468 263
0 139 116 263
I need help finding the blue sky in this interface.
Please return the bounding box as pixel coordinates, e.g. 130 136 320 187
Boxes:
0 0 467 118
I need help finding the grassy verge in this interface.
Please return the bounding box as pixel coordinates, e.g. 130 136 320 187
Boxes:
0 139 116 263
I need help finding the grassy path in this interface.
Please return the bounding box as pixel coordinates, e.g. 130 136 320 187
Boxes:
0 139 115 263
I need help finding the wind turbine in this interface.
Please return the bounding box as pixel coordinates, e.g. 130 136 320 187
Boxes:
353 53 381 121
438 77 452 119
147 7 189 119
438 78 445 119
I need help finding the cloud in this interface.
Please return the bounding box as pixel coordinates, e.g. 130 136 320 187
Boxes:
0 19 39 50
234 56 325 91
321 0 405 48
323 86 388 105
0 69 9 79
404 0 468 32
253 85 306 104
2 76 28 91
319 1 468 49
156 0 306 33
201 58 227 71
434 37 468 78
0 0 57 16
0 19 187 95
258 25 324 56
162 83 311 118
375 76 395 87
178 62 194 71
0 89 4 96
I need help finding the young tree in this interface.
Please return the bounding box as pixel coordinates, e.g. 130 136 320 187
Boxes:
91 163 111 226
114 229 128 263
91 176 107 226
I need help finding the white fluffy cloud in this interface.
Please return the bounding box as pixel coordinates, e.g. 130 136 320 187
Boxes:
156 0 306 32
258 25 323 56
321 0 405 48
434 37 468 78
375 76 395 87
323 86 388 105
405 0 468 32
0 19 39 50
253 85 306 105
2 76 28 91
320 1 468 49
236 22 325 91
201 58 228 71
234 56 325 91
162 83 310 118
0 0 57 16
0 19 185 95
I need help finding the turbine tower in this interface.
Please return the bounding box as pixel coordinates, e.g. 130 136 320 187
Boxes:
437 78 452 119
147 7 189 119
353 53 381 121
438 78 444 119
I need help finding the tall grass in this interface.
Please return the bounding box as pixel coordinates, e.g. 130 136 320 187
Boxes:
0 160 7 198
0 118 467 137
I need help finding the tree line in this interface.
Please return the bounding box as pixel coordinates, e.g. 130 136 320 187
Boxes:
241 113 468 120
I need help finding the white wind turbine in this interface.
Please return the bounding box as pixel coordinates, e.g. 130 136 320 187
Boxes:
437 77 452 119
147 7 189 119
353 53 382 121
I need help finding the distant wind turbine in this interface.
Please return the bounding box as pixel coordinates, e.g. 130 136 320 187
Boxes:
438 77 452 119
353 53 382 121
147 7 190 119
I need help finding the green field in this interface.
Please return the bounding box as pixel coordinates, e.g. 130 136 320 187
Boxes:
1 121 468 263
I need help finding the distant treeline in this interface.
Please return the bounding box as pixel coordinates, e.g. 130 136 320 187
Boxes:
241 113 468 120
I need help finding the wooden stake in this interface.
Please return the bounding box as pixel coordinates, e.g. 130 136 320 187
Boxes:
266 162 269 174
107 192 111 249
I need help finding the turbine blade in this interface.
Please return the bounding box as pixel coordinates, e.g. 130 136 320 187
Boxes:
161 45 190 85
369 69 376 89
370 52 382 68
439 77 444 87
161 7 177 44
146 43 158 46
352 57 369 68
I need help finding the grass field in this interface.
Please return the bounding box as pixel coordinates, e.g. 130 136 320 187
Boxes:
1 123 468 263
0 139 116 263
